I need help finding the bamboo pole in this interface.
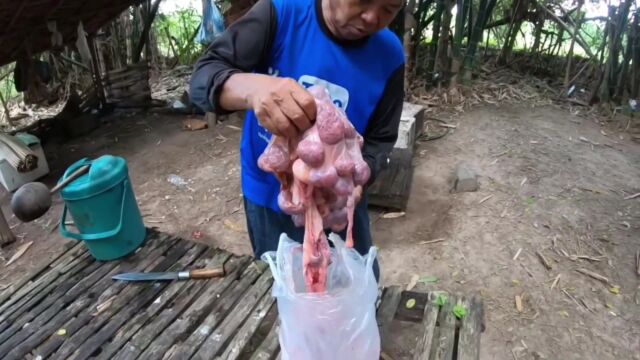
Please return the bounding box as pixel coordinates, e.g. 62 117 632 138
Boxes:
564 3 584 90
540 5 594 59
462 0 497 82
599 1 632 103
435 0 454 80
428 0 445 79
631 11 640 98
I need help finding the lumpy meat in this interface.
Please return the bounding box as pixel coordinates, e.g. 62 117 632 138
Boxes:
257 86 369 293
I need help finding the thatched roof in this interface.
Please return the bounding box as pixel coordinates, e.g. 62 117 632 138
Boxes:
0 0 142 67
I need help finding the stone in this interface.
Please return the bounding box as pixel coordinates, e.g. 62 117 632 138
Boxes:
453 163 478 192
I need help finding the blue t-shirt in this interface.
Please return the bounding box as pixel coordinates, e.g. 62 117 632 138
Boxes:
241 0 404 212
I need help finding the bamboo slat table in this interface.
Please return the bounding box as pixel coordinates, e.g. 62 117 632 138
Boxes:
0 230 483 360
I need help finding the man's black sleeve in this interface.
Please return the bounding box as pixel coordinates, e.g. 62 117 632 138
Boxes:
189 0 277 114
362 65 405 187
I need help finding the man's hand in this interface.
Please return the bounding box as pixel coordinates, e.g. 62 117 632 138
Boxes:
219 73 316 138
250 77 316 138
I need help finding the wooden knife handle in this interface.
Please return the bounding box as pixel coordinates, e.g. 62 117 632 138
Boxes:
189 267 225 279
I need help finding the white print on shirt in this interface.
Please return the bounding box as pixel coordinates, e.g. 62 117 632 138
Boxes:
258 131 271 144
298 75 349 111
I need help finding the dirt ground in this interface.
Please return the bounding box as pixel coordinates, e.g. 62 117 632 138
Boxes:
0 98 638 359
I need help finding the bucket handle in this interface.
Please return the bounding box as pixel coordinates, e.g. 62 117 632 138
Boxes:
60 158 92 185
60 180 129 241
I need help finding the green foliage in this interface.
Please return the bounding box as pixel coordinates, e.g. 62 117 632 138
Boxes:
154 8 203 65
435 293 448 307
0 64 17 106
453 304 467 319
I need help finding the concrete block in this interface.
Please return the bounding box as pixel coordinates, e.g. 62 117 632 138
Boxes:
394 115 416 150
454 163 478 192
401 102 426 137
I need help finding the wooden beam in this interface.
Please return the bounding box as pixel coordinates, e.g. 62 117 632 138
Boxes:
0 0 140 66
132 0 161 63
5 2 26 34
88 35 107 106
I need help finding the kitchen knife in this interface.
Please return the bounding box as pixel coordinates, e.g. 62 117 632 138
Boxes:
112 267 225 282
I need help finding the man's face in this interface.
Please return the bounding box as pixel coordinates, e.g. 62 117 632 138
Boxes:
326 0 404 40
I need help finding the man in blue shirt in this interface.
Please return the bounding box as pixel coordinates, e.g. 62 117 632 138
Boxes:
190 0 405 280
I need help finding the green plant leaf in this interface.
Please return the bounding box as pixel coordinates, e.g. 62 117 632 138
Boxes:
435 294 448 307
453 304 467 319
419 276 439 284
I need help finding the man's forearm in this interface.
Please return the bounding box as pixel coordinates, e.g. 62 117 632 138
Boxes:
189 0 277 113
218 73 273 112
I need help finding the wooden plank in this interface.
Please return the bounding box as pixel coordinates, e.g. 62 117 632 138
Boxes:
94 255 252 360
49 245 214 360
192 270 274 359
456 295 483 360
0 255 99 346
377 286 402 354
0 243 87 315
0 234 172 346
248 319 280 360
414 293 440 360
0 258 112 356
165 261 268 360
60 242 205 360
214 278 276 360
0 248 92 325
367 149 414 210
103 251 231 360
432 296 458 360
0 241 81 308
2 238 192 360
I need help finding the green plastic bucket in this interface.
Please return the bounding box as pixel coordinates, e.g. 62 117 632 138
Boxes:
59 155 146 261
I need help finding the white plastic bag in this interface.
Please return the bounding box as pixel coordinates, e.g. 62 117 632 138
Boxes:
261 233 380 360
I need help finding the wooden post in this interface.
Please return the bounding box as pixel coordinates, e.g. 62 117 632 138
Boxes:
132 0 162 64
0 209 16 246
88 35 107 107
0 90 13 125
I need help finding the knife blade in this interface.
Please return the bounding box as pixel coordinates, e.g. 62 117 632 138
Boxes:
112 267 225 282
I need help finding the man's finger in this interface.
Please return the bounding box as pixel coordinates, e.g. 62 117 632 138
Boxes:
270 105 298 139
280 97 312 132
291 87 317 122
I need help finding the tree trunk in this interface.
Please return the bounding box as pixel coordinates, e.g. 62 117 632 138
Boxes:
599 2 632 103
466 0 472 42
499 19 524 64
531 16 545 53
402 0 417 86
408 0 435 78
614 17 634 101
498 0 527 64
450 0 469 85
435 0 454 82
631 11 640 98
0 210 16 246
589 7 613 105
428 0 445 80
462 0 497 83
